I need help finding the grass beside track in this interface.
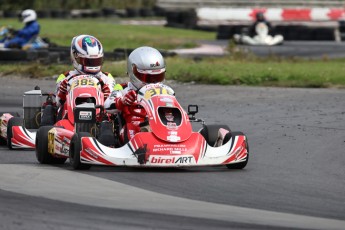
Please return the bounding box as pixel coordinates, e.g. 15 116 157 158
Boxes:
1 18 213 50
166 57 345 88
1 57 345 88
1 18 345 88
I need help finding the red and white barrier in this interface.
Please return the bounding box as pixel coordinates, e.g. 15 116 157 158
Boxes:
197 8 345 21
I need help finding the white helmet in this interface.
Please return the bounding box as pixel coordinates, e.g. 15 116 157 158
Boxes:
71 35 104 74
127 46 166 90
21 9 37 23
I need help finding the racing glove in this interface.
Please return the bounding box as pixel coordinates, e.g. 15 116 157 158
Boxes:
57 78 68 102
122 90 137 105
102 84 110 100
98 78 110 100
115 90 137 110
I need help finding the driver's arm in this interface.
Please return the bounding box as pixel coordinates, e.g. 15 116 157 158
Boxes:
56 78 69 106
105 89 137 114
17 22 39 38
104 89 123 114
249 22 258 36
266 21 273 35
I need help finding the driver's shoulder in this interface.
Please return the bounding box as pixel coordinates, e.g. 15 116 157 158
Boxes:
101 71 114 78
56 70 76 83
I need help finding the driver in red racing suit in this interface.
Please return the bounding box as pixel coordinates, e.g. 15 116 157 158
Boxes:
105 46 173 144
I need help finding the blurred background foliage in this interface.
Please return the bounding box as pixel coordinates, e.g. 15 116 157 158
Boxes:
0 0 157 10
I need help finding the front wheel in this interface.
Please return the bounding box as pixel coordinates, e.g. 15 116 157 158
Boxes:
35 126 66 164
69 132 92 170
0 138 6 146
199 124 230 146
7 117 24 150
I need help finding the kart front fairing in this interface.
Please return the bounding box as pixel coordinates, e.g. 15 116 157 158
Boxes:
138 84 192 143
64 76 104 125
51 75 105 157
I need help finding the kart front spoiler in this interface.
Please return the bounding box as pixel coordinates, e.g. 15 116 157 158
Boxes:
11 126 36 149
80 132 248 167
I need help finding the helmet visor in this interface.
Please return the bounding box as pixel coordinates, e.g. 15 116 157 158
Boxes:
133 65 165 84
76 56 103 67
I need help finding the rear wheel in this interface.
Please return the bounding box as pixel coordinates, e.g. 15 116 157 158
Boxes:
69 132 92 170
199 124 230 146
35 126 67 164
7 117 24 150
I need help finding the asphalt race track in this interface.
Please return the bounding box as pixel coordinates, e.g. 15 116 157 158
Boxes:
0 71 345 229
241 41 345 59
202 40 345 59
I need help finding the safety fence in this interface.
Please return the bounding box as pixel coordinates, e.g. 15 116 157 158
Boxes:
197 8 345 22
216 24 338 41
157 0 345 8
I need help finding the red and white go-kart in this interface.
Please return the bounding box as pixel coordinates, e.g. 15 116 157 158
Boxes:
67 83 249 170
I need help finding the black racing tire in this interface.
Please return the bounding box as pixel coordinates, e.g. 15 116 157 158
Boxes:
140 8 155 17
126 8 140 17
0 137 6 145
216 25 233 40
226 132 249 169
69 132 92 170
35 126 67 164
7 117 24 150
40 105 56 126
97 121 116 147
0 50 27 61
199 124 230 146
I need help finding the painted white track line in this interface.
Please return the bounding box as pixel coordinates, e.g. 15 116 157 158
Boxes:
1 164 344 230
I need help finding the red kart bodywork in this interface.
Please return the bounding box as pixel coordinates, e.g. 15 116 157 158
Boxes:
78 84 249 168
44 75 104 159
81 131 247 167
0 112 36 149
11 126 36 148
